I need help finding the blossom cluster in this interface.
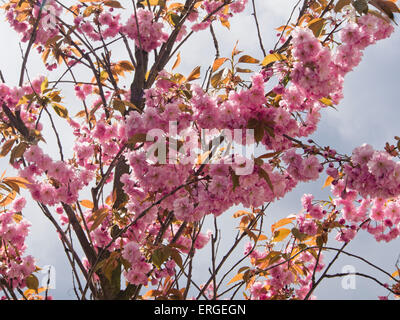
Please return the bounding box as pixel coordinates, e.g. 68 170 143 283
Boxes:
246 242 324 300
343 143 400 199
19 144 94 206
121 9 168 52
330 181 400 243
5 0 62 46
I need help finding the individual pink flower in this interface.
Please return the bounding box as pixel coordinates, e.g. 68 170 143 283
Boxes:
12 197 27 212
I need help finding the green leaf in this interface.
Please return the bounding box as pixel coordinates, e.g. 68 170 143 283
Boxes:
236 67 253 73
212 58 228 72
187 66 201 82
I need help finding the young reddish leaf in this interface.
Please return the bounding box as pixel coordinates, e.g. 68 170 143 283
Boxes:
128 133 148 146
80 200 94 209
169 248 183 269
118 60 135 71
271 217 296 233
242 228 258 242
3 177 30 188
220 17 230 29
258 234 268 241
25 274 39 292
323 176 335 189
10 142 28 164
89 208 108 222
227 273 244 285
258 167 274 193
238 55 260 64
272 228 291 242
13 213 23 223
233 210 250 218
238 266 250 274
172 52 181 70
104 0 124 8
261 53 287 66
140 0 163 6
0 190 16 207
239 215 251 233
211 69 224 88
292 228 308 242
152 246 171 268
308 18 325 37
187 66 201 82
89 209 109 231
0 139 16 158
212 58 228 72
52 103 69 119
334 0 351 12
257 151 280 159
143 289 163 299
370 0 400 20
3 180 20 193
105 190 117 206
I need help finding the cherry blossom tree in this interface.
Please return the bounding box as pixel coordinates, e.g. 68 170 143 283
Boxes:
0 0 399 300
